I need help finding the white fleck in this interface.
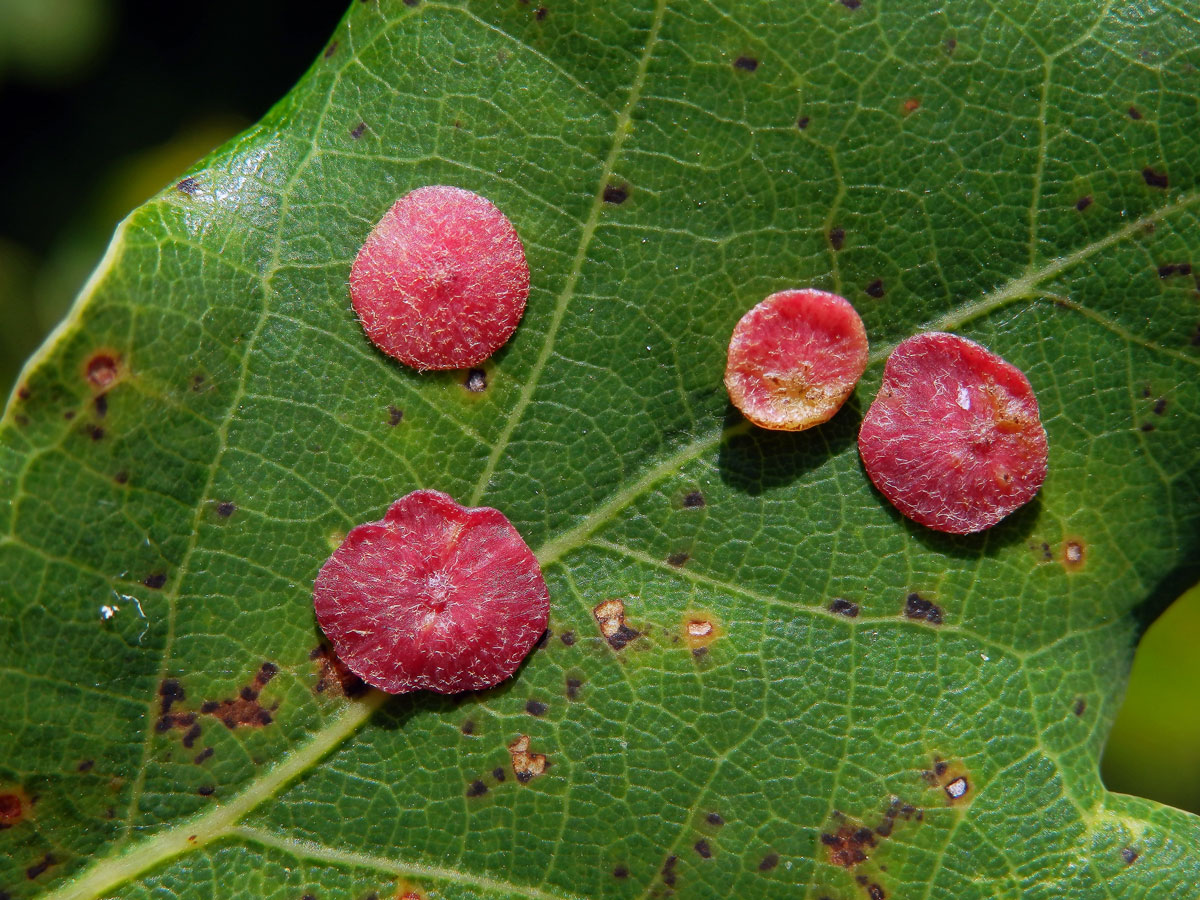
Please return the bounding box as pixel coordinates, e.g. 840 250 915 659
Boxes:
956 385 971 410
100 604 118 620
980 653 989 661
945 776 969 799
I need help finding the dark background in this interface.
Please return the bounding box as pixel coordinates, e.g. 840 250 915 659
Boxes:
0 0 1196 815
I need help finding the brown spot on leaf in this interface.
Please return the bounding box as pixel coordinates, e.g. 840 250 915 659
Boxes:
160 679 185 714
661 855 678 887
706 812 724 826
560 630 576 646
923 757 973 805
865 279 886 299
464 369 487 392
85 353 121 390
216 501 236 518
94 394 108 417
566 677 583 700
176 177 200 195
311 645 368 698
1153 397 1168 415
1075 195 1093 211
525 699 548 717
839 0 862 8
350 122 366 140
182 724 202 748
466 780 488 797
1121 846 1139 865
829 227 845 251
508 734 547 783
1142 167 1169 189
87 424 106 442
667 551 690 567
16 385 31 401
613 866 629 879
682 490 705 508
1063 539 1085 572
143 572 167 589
758 852 779 871
866 884 886 900
683 613 722 652
534 6 547 20
603 184 629 204
593 598 640 650
388 405 404 426
904 593 942 624
461 720 475 736
829 598 859 618
694 839 712 858
77 759 94 773
197 785 215 797
194 747 214 764
1073 697 1087 716
902 97 920 114
822 824 875 868
324 41 338 58
733 56 758 72
25 854 55 880
1128 106 1143 120
0 789 30 828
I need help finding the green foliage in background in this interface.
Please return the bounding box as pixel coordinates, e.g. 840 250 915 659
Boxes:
3 2 1200 898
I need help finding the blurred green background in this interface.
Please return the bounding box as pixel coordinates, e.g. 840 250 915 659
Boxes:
0 0 1196 816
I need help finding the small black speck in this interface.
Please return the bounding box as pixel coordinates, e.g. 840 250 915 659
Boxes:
493 767 506 781
1153 398 1167 415
603 184 629 204
829 598 859 618
1128 106 1143 120
77 759 95 772
25 854 55 880
560 630 576 646
613 866 630 879
733 56 759 72
1073 697 1087 716
1075 195 1093 211
1140 422 1155 432
758 852 780 871
403 0 420 5
1142 167 1169 189
694 839 712 859
388 405 404 426
350 122 366 140
466 780 488 797
525 699 548 717
144 573 167 590
182 724 202 748
462 720 475 735
94 394 108 417
661 855 678 887
216 501 236 518
197 785 215 797
465 369 487 392
535 5 547 19
865 279 886 298
64 410 76 420
797 116 810 129
566 677 582 700
683 490 705 508
840 0 862 8
945 37 957 53
667 551 690 567
176 177 199 195
1121 846 1139 865
87 424 105 441
707 812 725 826
194 747 214 764
829 227 845 251
324 41 338 58
692 646 709 660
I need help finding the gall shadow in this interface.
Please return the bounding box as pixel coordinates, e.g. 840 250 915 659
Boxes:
717 394 862 496
1130 554 1200 641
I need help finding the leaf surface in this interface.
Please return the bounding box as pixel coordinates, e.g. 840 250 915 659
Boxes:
3 2 1200 899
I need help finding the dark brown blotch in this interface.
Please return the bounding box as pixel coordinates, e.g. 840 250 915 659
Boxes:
904 592 942 624
197 785 215 797
461 719 475 736
821 825 875 868
25 854 55 880
829 227 845 251
839 0 862 8
566 677 583 700
144 572 167 590
350 122 366 140
388 405 404 426
216 501 236 518
94 394 108 417
667 551 690 567
694 839 712 858
1073 697 1087 716
1121 846 1140 865
797 115 810 129
324 41 338 58
1158 262 1192 279
176 177 199 195
1128 106 1143 120
706 811 724 826
493 767 506 782
733 56 758 72
194 747 214 764
829 598 859 618
77 759 95 773
682 490 705 508
1075 195 1093 211
603 184 629 204
466 780 488 797
865 279 886 299
464 369 487 393
613 866 629 879
87 424 105 442
311 645 367 698
758 852 779 871
525 699 548 717
534 5 547 20
661 855 678 887
560 630 576 647
1142 167 1169 189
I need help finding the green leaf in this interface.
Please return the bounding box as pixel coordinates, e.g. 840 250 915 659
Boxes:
4 1 1200 898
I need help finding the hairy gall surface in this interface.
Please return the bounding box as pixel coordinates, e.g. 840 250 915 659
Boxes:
859 332 1048 534
350 185 530 370
725 289 868 431
313 490 549 694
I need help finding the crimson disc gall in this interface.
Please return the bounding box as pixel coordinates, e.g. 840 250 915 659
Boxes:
858 332 1048 535
313 490 549 694
724 289 869 431
350 185 530 371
